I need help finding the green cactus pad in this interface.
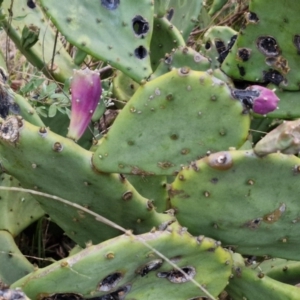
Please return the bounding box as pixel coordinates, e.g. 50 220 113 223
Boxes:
208 0 229 16
171 149 300 260
151 46 211 79
12 228 232 300
112 71 140 106
0 0 76 83
150 16 185 71
40 0 154 83
257 258 300 286
201 26 237 69
13 93 44 127
221 1 300 90
264 86 300 119
226 253 300 299
93 69 250 176
0 117 172 246
0 173 44 236
0 230 34 285
126 175 169 212
166 0 204 41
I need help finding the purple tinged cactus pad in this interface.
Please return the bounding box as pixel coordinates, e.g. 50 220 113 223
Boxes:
67 68 102 141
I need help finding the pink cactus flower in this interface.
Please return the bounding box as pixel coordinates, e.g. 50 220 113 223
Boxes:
67 68 102 141
247 85 279 115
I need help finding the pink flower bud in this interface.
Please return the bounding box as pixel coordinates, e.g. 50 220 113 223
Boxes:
67 68 102 141
247 85 279 115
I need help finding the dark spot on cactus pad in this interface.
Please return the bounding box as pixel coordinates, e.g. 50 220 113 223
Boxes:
98 272 123 292
237 48 251 61
134 46 148 59
132 15 149 38
40 293 83 300
237 64 246 76
244 218 262 229
0 67 7 83
293 35 300 54
136 259 163 276
27 0 36 9
157 266 196 283
232 88 259 109
215 40 226 54
247 11 259 23
263 69 284 85
257 36 280 57
210 178 218 184
96 284 131 300
218 35 237 63
205 41 211 50
0 84 19 118
100 0 120 10
265 56 290 74
166 8 175 21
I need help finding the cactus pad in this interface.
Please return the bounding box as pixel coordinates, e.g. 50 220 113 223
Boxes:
0 230 34 285
93 69 250 175
221 0 300 90
226 253 300 299
12 228 232 300
171 149 300 260
0 117 172 246
40 0 154 82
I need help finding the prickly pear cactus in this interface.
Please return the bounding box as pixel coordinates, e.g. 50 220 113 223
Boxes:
226 253 300 299
0 174 44 236
0 116 172 246
11 227 233 300
150 16 185 71
93 69 250 176
151 45 211 79
256 258 300 286
221 0 300 90
0 230 34 285
165 0 204 41
201 26 237 69
171 150 300 260
40 0 154 83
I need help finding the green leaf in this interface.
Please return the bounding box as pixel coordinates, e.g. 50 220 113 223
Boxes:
36 106 47 118
48 103 57 117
